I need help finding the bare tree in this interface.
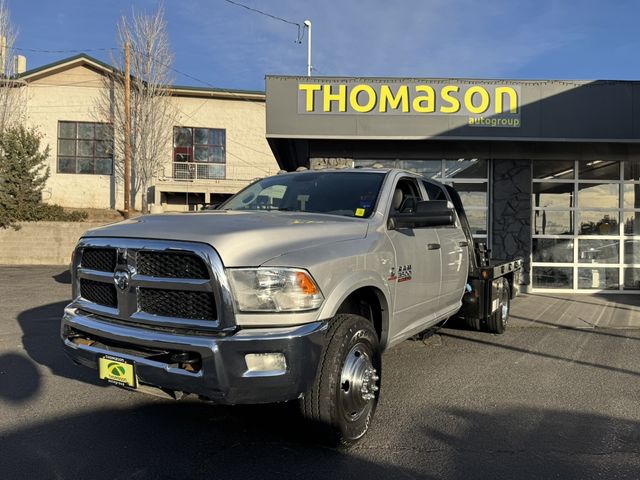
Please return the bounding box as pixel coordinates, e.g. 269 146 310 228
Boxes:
96 6 176 212
0 0 26 132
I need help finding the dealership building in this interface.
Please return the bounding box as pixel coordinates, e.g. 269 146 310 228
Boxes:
265 76 640 293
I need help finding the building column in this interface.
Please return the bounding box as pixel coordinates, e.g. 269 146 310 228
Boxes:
491 159 532 287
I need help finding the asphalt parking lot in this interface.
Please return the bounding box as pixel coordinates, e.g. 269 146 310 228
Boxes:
1 266 639 479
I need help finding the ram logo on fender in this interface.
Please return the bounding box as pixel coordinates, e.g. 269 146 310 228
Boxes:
397 265 413 283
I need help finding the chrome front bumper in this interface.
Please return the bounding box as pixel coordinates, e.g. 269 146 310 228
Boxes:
61 307 327 404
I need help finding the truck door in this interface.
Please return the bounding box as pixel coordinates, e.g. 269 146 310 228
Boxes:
386 176 442 341
422 180 469 315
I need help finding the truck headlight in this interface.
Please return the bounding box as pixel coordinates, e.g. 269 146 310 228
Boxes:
227 268 324 312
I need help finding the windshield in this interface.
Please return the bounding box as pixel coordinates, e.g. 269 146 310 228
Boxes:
219 171 386 218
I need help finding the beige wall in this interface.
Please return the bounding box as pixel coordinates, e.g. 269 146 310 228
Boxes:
25 62 278 211
27 65 117 209
0 222 105 265
171 95 277 181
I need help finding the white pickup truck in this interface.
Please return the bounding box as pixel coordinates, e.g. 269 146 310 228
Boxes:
61 168 521 445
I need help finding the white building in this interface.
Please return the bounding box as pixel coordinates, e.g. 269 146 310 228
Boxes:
20 54 278 211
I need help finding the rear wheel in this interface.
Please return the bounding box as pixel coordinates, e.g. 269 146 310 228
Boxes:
486 278 510 334
300 314 381 447
465 316 481 331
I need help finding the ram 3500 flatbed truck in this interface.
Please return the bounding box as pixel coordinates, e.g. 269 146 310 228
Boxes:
61 168 521 445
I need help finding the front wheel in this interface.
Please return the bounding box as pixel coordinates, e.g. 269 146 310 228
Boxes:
300 314 381 447
486 278 510 334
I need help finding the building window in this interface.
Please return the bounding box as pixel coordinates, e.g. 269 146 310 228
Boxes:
57 121 113 175
531 159 640 291
173 127 226 180
353 158 489 238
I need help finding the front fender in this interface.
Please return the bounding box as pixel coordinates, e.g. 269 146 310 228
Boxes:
317 271 393 349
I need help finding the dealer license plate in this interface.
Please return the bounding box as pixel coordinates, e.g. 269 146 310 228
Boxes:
98 354 137 388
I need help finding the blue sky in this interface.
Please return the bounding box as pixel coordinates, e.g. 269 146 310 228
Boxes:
10 0 640 91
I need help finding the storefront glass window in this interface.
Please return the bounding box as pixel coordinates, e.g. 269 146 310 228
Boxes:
534 211 573 235
352 159 395 169
578 160 620 180
578 211 619 235
577 268 619 289
397 160 441 178
532 267 573 289
449 182 487 208
444 159 487 179
623 268 640 290
578 183 619 209
533 160 575 180
532 159 640 291
623 184 640 209
624 239 640 263
578 239 619 264
465 210 488 236
624 159 640 180
623 212 640 235
532 239 573 262
532 183 574 209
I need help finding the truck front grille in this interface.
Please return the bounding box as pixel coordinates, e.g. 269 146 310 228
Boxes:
73 239 234 331
81 248 116 272
137 251 209 279
80 279 117 308
138 288 216 320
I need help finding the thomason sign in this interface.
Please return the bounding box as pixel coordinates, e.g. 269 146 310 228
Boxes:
297 81 521 127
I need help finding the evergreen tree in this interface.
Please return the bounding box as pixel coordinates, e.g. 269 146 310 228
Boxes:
0 126 50 227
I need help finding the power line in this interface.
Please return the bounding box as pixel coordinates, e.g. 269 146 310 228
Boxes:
221 0 303 43
14 43 267 106
14 46 117 54
127 45 267 112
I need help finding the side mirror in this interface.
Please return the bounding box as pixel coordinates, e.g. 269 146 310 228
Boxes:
390 200 455 229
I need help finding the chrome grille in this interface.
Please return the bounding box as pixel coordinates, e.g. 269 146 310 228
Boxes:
73 238 235 332
137 251 209 279
138 288 216 320
81 248 116 272
80 279 117 308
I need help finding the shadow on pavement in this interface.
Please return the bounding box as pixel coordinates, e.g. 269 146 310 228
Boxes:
52 269 71 284
419 406 640 479
0 400 433 480
439 330 640 379
17 300 104 394
0 353 41 403
1 402 637 479
530 293 640 312
507 314 640 342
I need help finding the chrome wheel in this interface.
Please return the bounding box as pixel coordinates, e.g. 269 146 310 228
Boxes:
500 284 510 327
340 342 379 422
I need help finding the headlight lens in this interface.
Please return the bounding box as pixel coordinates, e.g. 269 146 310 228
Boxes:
227 268 324 312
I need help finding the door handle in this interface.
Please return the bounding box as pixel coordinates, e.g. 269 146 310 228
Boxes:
427 243 441 250
459 241 469 247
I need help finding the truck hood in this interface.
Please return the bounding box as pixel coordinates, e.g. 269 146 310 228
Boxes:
83 211 369 266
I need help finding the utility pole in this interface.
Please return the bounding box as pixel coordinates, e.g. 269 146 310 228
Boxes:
304 20 312 76
123 42 132 218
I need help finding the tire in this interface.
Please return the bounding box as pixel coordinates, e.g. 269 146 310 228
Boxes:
300 314 381 447
465 316 481 331
486 278 510 334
